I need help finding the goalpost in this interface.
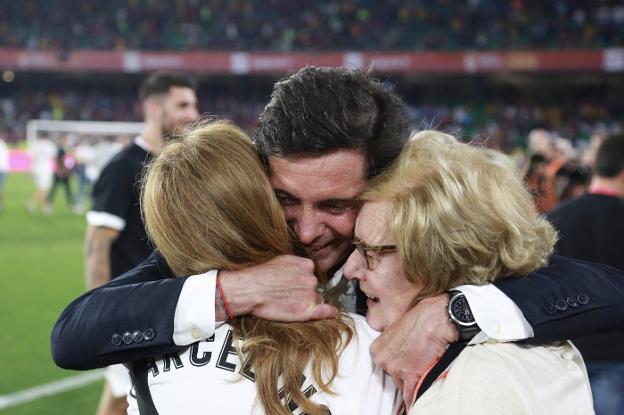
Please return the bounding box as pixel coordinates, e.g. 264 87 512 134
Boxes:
26 120 144 144
25 120 146 211
25 119 145 181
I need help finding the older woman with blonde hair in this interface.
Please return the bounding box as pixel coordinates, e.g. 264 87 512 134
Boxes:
344 130 594 414
129 120 399 415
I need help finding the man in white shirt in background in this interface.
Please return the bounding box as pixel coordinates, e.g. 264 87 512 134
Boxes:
26 133 56 215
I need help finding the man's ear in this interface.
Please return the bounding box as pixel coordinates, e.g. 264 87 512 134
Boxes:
143 97 163 121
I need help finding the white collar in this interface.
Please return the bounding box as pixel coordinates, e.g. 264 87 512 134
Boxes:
134 136 154 154
327 266 344 289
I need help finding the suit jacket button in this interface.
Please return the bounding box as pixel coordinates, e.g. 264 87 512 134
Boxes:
122 332 133 345
577 294 590 305
566 296 578 307
111 334 122 346
555 300 568 311
132 330 144 343
544 303 557 314
143 328 155 341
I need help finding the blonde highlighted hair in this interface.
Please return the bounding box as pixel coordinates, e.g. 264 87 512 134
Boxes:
142 120 353 415
364 130 557 300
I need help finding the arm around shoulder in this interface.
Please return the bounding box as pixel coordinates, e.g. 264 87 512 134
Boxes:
51 250 187 369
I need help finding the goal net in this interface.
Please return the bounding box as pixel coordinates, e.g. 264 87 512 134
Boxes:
26 119 144 183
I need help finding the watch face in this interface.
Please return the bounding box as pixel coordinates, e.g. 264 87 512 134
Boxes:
450 295 474 325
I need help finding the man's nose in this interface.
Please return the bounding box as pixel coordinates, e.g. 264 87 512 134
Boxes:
343 249 364 281
294 208 323 245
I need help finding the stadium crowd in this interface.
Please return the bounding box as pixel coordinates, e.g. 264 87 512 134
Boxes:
1 0 623 51
1 91 621 151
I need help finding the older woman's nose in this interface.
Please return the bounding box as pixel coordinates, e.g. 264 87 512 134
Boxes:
344 249 365 281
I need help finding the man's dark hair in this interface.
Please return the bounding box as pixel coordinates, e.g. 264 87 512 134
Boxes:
138 72 198 102
595 134 624 178
253 66 409 178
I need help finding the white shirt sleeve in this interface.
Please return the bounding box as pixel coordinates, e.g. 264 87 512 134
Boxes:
455 283 534 341
86 210 126 231
172 270 219 346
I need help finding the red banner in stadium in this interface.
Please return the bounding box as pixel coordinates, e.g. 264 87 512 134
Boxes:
1 48 622 74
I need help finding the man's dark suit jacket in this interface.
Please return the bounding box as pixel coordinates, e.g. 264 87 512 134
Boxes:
51 250 624 370
548 192 624 361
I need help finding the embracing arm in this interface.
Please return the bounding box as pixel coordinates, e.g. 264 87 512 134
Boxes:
51 252 338 370
51 251 187 370
495 255 624 342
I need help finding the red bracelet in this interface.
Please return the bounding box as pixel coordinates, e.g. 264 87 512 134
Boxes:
216 274 234 321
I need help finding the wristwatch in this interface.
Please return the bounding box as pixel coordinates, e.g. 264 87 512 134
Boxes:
448 290 480 342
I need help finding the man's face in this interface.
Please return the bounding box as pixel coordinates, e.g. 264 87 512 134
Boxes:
268 149 366 274
159 86 199 138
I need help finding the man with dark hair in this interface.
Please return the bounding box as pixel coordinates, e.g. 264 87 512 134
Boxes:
548 134 624 415
84 71 198 415
53 67 624 408
254 67 409 291
255 67 407 178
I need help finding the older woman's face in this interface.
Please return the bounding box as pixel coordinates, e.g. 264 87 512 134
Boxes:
344 201 423 331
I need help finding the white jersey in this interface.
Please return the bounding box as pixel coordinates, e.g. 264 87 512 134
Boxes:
29 138 56 173
127 314 400 415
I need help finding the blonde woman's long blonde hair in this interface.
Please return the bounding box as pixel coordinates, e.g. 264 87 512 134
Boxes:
364 130 558 300
142 120 353 415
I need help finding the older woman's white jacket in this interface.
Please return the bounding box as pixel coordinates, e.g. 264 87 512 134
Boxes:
411 340 594 415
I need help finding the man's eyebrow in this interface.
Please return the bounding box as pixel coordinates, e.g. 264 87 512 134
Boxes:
273 189 298 199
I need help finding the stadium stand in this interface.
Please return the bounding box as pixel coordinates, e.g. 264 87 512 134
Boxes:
0 0 623 51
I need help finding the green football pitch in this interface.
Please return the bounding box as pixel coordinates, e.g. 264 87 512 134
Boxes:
0 173 103 414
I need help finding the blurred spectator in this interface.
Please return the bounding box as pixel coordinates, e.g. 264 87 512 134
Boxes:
547 134 624 415
46 141 75 212
0 136 7 212
522 128 592 212
553 163 590 204
528 128 556 159
26 133 56 215
73 137 97 212
0 1 622 51
523 153 555 213
581 132 606 168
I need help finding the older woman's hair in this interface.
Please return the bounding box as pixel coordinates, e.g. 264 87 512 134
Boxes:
364 130 557 300
142 120 352 415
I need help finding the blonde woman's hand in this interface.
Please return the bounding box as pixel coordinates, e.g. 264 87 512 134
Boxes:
218 255 340 321
370 294 459 404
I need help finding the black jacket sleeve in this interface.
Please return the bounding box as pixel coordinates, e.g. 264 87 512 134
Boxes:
495 255 624 342
51 250 186 370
